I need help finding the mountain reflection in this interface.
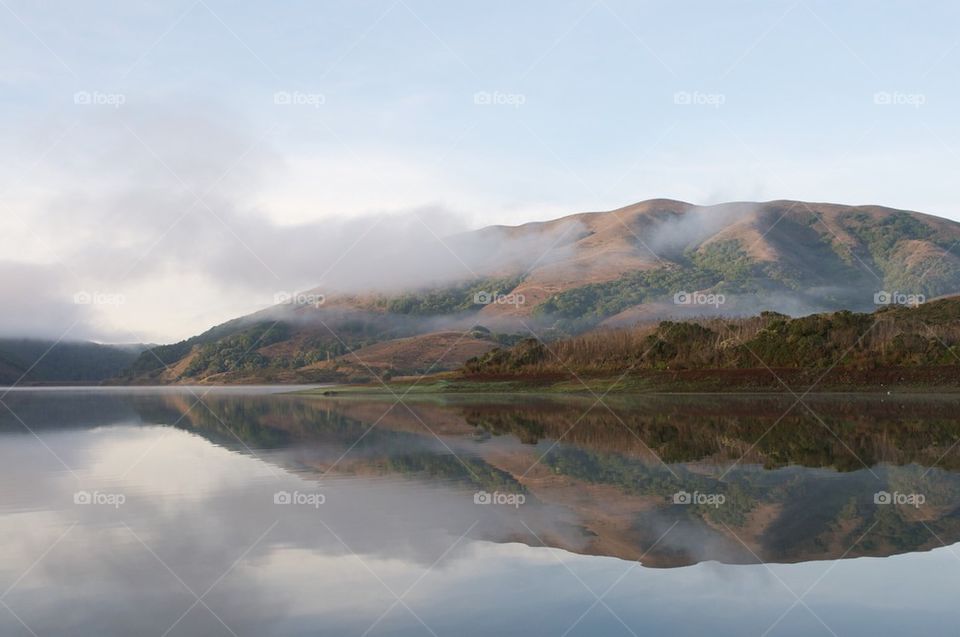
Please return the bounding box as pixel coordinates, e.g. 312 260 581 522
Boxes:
3 389 960 569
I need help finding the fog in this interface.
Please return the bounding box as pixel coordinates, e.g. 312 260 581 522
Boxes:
646 202 755 258
0 105 581 343
0 106 906 345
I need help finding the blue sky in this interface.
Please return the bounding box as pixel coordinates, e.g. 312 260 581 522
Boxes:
1 0 958 340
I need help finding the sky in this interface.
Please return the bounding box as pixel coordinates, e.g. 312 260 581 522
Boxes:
1 0 958 343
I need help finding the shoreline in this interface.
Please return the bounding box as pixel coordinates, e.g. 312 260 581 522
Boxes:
296 366 960 398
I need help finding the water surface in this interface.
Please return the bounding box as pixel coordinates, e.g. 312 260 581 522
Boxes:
1 388 959 636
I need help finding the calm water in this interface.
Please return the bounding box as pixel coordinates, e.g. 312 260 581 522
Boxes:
2 387 960 636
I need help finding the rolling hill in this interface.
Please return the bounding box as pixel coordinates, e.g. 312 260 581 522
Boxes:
0 339 146 385
122 199 960 384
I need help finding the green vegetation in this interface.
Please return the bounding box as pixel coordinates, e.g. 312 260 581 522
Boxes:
688 239 755 280
531 213 960 332
837 211 960 298
125 314 396 381
534 265 718 327
124 315 258 377
532 241 779 331
853 212 934 280
374 275 525 316
271 341 349 369
184 322 292 377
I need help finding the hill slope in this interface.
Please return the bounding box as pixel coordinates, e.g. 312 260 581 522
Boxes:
0 339 146 385
123 199 960 384
459 296 960 387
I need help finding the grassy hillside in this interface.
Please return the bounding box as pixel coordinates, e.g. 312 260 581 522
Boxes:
535 210 960 329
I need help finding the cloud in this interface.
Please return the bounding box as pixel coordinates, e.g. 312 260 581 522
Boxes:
646 202 755 257
0 261 90 339
0 103 582 343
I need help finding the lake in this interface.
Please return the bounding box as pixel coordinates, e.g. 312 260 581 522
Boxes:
1 387 959 636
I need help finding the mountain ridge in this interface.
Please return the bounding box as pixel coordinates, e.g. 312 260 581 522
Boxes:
116 198 960 384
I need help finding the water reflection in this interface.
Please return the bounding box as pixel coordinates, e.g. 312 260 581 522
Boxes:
1 389 960 636
4 390 960 567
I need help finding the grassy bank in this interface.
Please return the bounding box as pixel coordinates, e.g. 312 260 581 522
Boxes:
301 365 960 397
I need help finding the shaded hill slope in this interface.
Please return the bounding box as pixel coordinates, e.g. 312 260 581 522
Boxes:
0 339 146 385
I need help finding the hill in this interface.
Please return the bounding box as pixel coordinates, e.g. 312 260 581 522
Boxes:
0 339 146 385
122 199 960 384
446 297 960 392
